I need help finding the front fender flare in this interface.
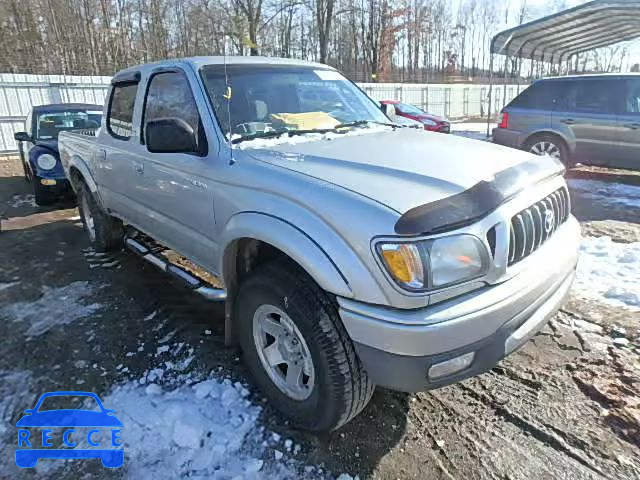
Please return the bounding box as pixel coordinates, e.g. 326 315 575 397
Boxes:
220 212 353 299
67 155 99 194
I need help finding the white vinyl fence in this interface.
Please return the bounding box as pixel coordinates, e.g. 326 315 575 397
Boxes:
359 82 527 119
0 73 526 153
0 73 111 153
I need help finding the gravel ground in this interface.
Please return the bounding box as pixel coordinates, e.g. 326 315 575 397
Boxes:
0 154 638 480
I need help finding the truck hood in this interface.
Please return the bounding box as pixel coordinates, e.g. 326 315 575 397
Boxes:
243 128 560 214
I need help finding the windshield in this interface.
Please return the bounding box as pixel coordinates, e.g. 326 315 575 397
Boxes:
395 103 427 116
36 110 102 140
200 64 389 140
37 395 101 412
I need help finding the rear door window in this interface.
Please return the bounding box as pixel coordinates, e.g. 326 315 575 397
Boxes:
107 83 139 139
508 81 569 110
565 79 622 114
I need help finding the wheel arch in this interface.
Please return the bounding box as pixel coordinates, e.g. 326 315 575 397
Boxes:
219 212 357 345
221 213 353 298
67 155 99 194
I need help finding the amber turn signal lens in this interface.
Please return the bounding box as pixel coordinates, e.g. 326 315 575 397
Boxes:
379 243 424 289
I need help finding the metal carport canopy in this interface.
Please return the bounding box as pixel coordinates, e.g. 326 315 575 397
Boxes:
491 0 640 64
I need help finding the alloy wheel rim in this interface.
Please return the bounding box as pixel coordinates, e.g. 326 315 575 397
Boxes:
530 141 561 159
81 196 96 242
252 304 315 401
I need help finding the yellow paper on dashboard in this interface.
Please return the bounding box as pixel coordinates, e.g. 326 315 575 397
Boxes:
269 112 339 130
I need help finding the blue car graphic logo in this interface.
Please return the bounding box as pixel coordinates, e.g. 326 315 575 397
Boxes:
15 391 123 468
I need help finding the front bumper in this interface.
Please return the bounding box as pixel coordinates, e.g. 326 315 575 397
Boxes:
36 176 72 196
338 219 580 392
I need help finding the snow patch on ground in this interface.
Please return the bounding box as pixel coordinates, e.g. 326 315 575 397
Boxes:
0 281 19 292
450 122 491 141
0 281 102 336
8 193 36 208
568 179 640 209
105 378 342 479
0 370 62 477
574 236 640 310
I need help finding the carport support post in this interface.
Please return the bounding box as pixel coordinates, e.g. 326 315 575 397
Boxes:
502 54 509 114
486 53 494 138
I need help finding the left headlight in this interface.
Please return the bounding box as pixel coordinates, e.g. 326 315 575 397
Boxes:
377 234 489 292
36 153 57 170
421 118 437 127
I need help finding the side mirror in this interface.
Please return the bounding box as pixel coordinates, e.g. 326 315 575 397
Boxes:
14 131 31 142
145 118 197 154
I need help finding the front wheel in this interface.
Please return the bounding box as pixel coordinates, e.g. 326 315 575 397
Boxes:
236 260 374 431
77 183 123 252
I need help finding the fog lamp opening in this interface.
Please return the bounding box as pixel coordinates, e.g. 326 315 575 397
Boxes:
40 178 57 186
428 352 475 380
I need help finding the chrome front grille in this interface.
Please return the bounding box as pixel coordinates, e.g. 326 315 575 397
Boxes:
508 187 570 266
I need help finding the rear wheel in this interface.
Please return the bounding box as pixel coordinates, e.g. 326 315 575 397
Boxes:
523 134 572 167
77 182 123 252
236 260 374 431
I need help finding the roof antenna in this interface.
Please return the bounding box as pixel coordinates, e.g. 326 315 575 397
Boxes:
223 33 234 165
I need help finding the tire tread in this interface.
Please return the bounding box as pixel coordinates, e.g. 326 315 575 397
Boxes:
241 259 374 431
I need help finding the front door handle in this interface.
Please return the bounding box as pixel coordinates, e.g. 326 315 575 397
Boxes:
133 161 144 175
560 118 578 125
624 123 640 130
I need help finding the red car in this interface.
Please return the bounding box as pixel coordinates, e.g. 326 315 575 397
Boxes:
381 100 450 133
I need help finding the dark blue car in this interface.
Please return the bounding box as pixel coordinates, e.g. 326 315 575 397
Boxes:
14 104 102 206
15 391 123 468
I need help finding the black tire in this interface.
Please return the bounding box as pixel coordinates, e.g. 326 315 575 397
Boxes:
523 134 573 168
77 182 123 252
32 176 56 206
236 260 374 431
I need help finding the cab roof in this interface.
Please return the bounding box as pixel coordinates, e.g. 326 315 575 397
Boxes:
113 56 335 83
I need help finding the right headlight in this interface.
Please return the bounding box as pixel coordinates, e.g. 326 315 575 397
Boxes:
36 153 57 170
376 234 489 292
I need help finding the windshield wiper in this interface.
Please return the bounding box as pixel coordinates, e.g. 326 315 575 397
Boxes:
335 120 400 129
232 120 399 145
233 127 347 144
231 130 288 144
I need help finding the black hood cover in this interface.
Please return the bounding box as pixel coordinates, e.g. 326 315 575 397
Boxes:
394 155 565 236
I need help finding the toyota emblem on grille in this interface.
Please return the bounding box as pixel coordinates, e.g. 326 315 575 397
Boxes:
544 209 555 233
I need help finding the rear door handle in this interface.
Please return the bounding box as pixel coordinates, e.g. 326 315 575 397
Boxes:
133 161 144 175
624 123 640 130
560 118 578 125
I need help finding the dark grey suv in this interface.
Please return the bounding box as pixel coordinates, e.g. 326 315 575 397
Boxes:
493 74 640 169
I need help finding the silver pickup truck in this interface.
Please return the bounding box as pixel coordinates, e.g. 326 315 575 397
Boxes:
60 57 581 431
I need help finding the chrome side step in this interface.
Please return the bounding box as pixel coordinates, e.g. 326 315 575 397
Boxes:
124 236 226 302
